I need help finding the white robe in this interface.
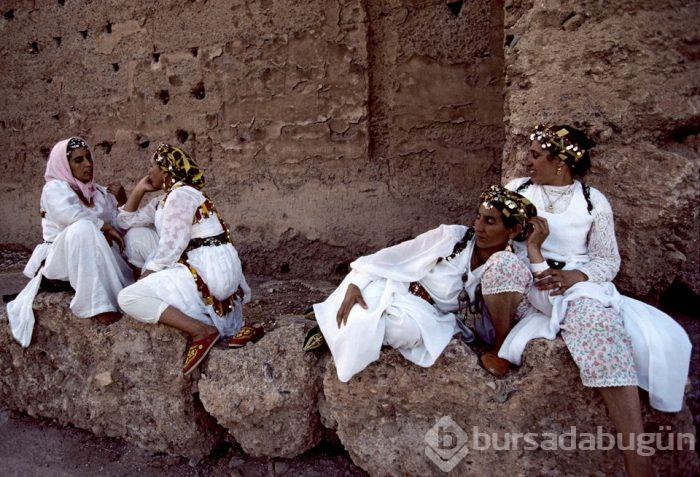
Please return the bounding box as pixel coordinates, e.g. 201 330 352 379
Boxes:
502 178 691 412
314 224 484 382
6 180 133 347
117 185 251 336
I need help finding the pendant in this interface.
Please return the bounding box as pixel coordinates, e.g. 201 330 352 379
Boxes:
546 205 554 212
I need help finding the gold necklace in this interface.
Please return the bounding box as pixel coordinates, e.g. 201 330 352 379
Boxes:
541 184 574 212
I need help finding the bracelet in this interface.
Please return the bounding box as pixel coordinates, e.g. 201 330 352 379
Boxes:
530 261 549 274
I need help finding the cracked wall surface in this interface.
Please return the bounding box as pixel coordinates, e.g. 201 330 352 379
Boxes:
0 0 503 279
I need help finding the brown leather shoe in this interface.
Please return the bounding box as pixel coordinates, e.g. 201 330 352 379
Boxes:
479 352 511 377
228 325 264 348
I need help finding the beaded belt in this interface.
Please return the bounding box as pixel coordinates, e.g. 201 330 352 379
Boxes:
409 281 434 305
184 231 229 254
546 259 566 270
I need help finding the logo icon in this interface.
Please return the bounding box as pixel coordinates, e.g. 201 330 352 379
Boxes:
425 415 469 472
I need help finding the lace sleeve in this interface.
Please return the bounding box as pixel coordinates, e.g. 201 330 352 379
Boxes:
144 188 200 271
42 180 104 229
578 188 621 282
117 196 160 229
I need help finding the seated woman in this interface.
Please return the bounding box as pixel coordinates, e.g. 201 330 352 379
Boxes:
117 143 254 375
7 137 133 347
312 185 537 382
499 124 691 477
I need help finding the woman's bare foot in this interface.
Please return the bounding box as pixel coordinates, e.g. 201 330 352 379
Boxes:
94 312 122 325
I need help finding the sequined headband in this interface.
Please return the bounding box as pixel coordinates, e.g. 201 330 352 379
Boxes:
66 137 89 155
530 124 586 165
480 185 537 228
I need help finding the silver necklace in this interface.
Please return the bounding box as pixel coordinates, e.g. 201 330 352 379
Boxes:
541 184 574 212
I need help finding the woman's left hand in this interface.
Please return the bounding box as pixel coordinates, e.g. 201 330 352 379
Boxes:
534 268 587 296
108 182 127 206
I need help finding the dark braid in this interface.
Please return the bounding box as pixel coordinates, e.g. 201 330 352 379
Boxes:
580 180 593 214
438 227 475 263
516 179 533 193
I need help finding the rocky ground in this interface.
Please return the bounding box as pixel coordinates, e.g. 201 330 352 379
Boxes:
0 245 364 477
1 244 698 476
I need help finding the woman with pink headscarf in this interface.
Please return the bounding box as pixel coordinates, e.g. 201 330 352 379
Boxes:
6 137 133 347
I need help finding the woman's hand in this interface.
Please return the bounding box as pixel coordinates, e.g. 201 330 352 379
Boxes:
107 182 127 206
336 283 368 328
101 223 125 252
526 216 549 264
139 269 154 280
136 175 158 193
535 268 588 296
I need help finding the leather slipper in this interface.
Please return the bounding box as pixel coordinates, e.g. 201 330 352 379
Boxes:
183 330 220 375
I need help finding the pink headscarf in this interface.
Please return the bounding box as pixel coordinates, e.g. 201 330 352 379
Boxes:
44 137 96 200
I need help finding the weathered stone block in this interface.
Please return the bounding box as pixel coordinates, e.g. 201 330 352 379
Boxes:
322 338 699 476
199 318 326 458
0 292 222 460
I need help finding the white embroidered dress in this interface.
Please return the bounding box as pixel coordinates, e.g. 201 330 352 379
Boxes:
117 184 250 336
502 178 691 412
314 225 490 382
7 180 133 346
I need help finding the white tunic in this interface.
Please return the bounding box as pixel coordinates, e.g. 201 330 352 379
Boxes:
502 178 691 412
314 224 485 382
117 185 250 336
7 180 133 347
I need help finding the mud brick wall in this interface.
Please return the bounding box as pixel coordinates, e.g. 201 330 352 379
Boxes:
0 0 503 279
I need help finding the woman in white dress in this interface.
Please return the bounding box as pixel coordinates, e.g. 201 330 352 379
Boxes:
500 124 691 477
312 185 537 382
6 137 133 347
117 143 252 375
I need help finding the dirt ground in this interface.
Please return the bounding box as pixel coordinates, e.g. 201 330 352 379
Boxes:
1 244 698 476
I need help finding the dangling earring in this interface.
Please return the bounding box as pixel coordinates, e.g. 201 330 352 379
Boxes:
556 165 563 176
505 238 514 253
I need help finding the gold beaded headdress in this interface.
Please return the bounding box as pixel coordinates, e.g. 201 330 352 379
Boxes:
530 124 587 166
480 185 537 239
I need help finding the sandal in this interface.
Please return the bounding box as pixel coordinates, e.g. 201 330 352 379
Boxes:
303 306 316 321
302 325 326 352
478 351 511 378
228 325 265 348
182 330 220 375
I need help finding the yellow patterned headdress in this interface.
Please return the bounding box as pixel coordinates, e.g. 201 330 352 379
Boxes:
153 143 205 190
480 185 537 240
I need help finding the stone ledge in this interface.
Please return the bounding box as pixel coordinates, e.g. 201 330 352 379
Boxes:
1 292 698 476
0 292 222 460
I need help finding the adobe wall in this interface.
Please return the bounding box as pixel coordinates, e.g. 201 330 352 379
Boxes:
0 0 503 279
502 0 700 298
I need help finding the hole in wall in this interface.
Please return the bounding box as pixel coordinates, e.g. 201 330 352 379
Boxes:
190 82 205 100
104 22 112 34
334 261 350 275
3 10 14 20
29 41 39 54
190 47 198 57
447 0 464 16
112 63 119 71
152 52 160 63
97 141 113 154
45 77 53 84
53 36 61 46
40 146 51 157
79 30 88 39
280 263 290 273
157 89 170 105
138 140 150 149
57 0 65 5
52 113 60 121
176 129 189 143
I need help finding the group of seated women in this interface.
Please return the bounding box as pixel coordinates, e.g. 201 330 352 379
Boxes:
5 125 692 477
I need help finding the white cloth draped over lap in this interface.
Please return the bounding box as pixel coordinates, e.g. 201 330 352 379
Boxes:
117 186 251 337
6 180 133 347
502 178 691 412
314 224 484 383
